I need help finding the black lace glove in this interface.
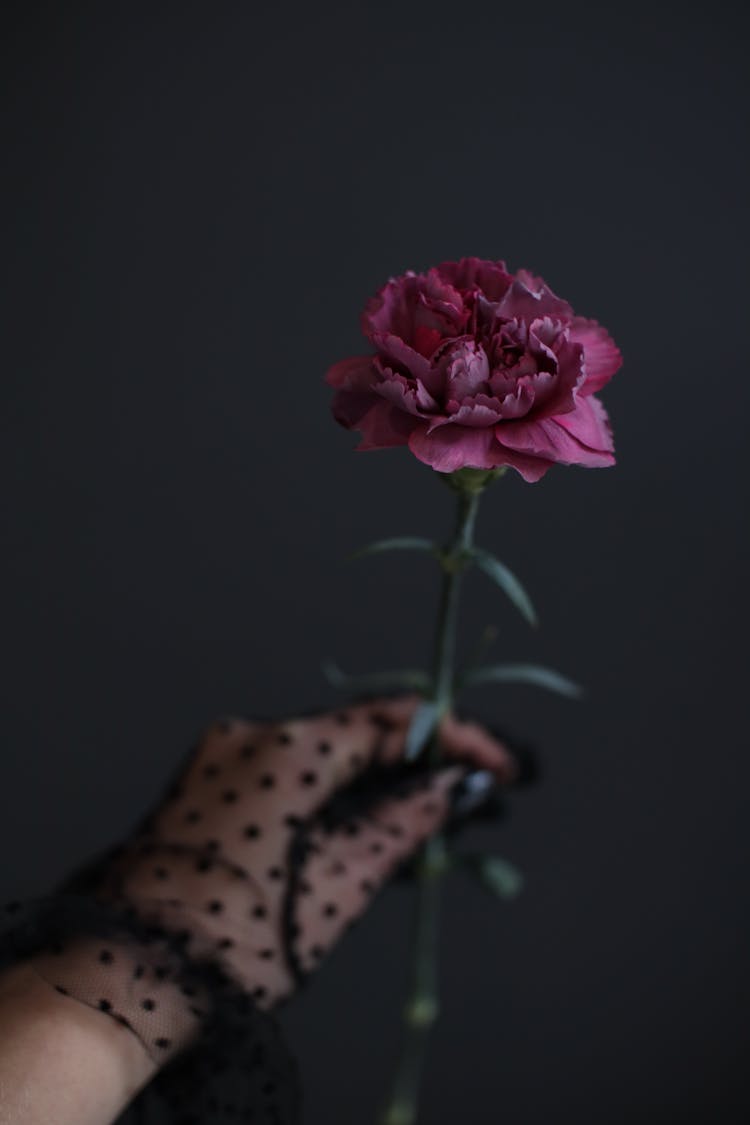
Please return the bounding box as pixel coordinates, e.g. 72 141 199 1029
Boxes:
0 695 520 1124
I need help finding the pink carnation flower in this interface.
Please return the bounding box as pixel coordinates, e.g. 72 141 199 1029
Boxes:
325 257 622 481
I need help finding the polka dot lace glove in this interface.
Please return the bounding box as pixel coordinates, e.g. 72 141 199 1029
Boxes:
0 695 520 1124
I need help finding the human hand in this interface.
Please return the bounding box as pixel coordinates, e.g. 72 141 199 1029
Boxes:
92 694 519 1008
8 695 519 1125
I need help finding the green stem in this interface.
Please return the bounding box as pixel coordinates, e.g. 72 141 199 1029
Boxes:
379 482 483 1125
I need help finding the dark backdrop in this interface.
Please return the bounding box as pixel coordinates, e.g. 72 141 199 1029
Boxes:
1 2 748 1122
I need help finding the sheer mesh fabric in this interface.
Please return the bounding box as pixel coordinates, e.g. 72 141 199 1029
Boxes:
0 696 522 1123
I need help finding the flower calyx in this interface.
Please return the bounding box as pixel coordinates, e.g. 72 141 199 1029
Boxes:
440 467 507 495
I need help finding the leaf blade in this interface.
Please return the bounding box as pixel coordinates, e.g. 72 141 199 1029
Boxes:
462 662 584 699
322 661 432 695
472 549 538 627
404 700 440 762
462 854 525 900
348 536 436 562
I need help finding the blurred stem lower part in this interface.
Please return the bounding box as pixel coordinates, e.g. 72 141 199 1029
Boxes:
379 478 484 1125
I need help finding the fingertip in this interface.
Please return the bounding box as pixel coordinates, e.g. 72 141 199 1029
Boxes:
437 714 518 783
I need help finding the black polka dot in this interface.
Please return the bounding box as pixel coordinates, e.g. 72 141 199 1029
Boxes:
240 744 257 759
217 938 234 950
277 730 293 745
203 764 220 778
387 825 405 837
258 949 274 960
284 814 303 829
180 984 196 997
251 904 267 919
361 880 375 894
196 857 214 872
98 998 112 1012
331 861 347 875
205 839 220 851
300 771 317 786
98 949 114 965
259 774 275 789
133 965 145 980
370 713 396 732
252 986 267 1000
370 842 384 854
323 903 338 918
185 810 202 823
310 944 326 961
155 1037 172 1050
207 900 224 914
267 866 283 880
142 998 156 1011
243 824 261 840
221 789 239 803
317 741 332 755
299 880 312 895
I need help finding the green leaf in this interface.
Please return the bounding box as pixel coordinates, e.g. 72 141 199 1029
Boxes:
462 663 584 699
348 536 436 562
322 661 432 695
471 549 538 627
462 854 524 899
404 700 440 762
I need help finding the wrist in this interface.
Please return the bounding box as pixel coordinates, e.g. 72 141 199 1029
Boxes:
0 959 157 1125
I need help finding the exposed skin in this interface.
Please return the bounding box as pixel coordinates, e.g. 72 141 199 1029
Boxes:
0 959 157 1125
0 697 516 1125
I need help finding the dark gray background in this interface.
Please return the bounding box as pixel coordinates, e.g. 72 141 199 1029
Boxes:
1 1 748 1121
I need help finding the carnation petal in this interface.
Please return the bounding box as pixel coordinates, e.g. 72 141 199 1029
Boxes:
355 400 418 450
496 380 537 419
370 331 432 382
496 397 615 468
408 421 553 481
567 317 622 395
554 394 615 454
526 327 585 418
324 355 377 392
374 369 439 417
437 394 505 429
408 423 508 472
497 273 574 322
433 257 512 301
331 389 380 429
438 340 491 400
362 272 466 356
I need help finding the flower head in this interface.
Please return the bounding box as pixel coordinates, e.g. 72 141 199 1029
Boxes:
325 257 621 481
